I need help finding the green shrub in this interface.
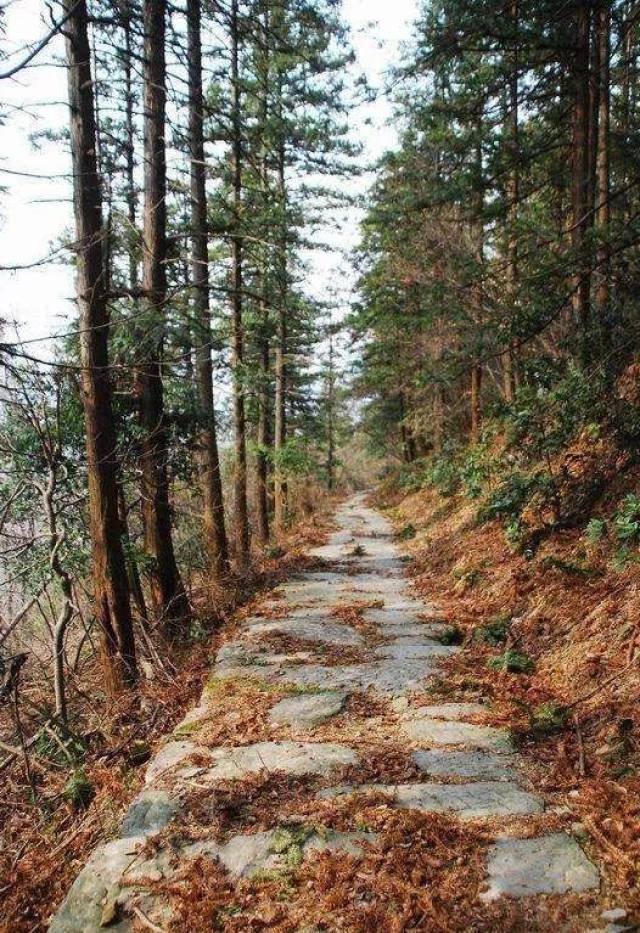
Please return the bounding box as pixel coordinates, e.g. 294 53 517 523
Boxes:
424 455 460 497
63 769 94 810
488 650 534 674
397 523 417 541
474 615 510 647
505 518 528 551
477 471 537 525
452 564 487 590
614 495 640 545
34 725 87 766
585 518 607 543
269 825 315 869
439 625 464 646
459 444 496 499
529 702 568 735
540 555 600 578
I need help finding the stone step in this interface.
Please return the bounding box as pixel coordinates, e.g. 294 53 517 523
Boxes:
414 703 489 720
412 749 520 783
319 780 543 820
402 713 514 752
50 828 376 932
242 617 364 647
375 643 459 660
216 658 437 696
145 739 358 785
482 833 600 901
269 690 348 729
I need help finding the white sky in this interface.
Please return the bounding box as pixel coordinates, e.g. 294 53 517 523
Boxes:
0 0 417 347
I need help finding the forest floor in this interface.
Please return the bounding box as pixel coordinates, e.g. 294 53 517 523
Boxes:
43 492 637 932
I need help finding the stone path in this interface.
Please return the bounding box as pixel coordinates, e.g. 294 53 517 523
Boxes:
50 494 603 932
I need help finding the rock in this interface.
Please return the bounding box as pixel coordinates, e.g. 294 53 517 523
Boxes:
381 627 446 642
48 836 148 933
99 892 119 927
243 617 363 647
269 691 348 728
412 750 519 782
264 659 438 696
602 910 628 922
411 703 488 721
402 715 514 751
319 781 542 820
217 828 375 877
482 833 600 901
201 741 358 781
121 790 180 838
145 740 210 784
146 739 358 785
216 640 314 665
364 609 444 629
50 825 375 932
374 644 459 660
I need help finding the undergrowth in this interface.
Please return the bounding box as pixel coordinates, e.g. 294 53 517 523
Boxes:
387 365 640 565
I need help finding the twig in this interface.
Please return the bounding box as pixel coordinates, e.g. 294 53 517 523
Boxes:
97 707 159 762
43 723 75 763
0 721 53 772
48 816 97 860
583 817 636 869
567 655 637 711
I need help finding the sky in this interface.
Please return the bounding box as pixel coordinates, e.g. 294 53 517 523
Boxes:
0 0 417 347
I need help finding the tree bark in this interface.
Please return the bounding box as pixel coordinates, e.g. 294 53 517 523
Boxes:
571 1 593 358
326 329 336 491
471 130 484 441
503 0 519 403
595 0 611 317
230 0 251 565
256 3 272 547
273 134 288 537
136 0 190 627
117 486 148 626
64 0 137 693
470 363 483 443
122 1 138 290
187 0 230 578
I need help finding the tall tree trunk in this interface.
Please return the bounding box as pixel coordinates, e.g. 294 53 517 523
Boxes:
256 291 271 546
503 0 519 403
471 129 484 441
122 1 138 289
117 487 148 625
256 4 271 547
230 0 250 565
64 0 137 691
470 363 483 443
595 0 611 318
136 0 190 627
187 0 229 578
398 392 416 463
571 1 593 359
118 2 149 622
273 134 288 537
326 329 336 491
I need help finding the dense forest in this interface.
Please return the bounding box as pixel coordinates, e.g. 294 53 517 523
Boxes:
356 0 640 547
1 0 355 703
2 0 640 929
